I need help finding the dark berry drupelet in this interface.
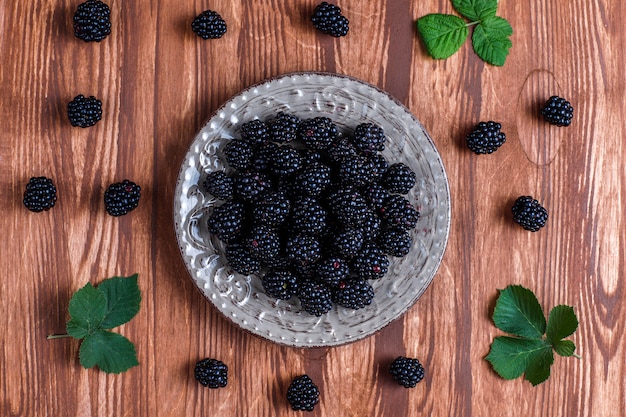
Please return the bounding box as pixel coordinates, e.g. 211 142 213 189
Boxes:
207 201 245 243
338 154 376 187
378 228 412 257
262 270 299 300
245 225 281 262
225 241 261 275
23 177 57 212
73 0 111 42
332 278 374 310
316 257 350 287
351 243 389 280
202 171 233 200
239 119 270 146
67 94 102 128
389 356 425 388
191 10 227 39
287 375 320 411
290 197 328 235
298 117 338 150
297 281 333 316
382 163 417 195
286 235 322 266
465 121 506 154
224 139 254 171
327 188 369 227
353 123 386 154
311 2 349 38
330 227 364 259
269 112 301 143
293 162 331 197
104 179 140 217
379 195 420 231
233 171 272 202
271 146 303 177
194 358 228 388
541 95 574 127
251 191 291 227
512 196 548 232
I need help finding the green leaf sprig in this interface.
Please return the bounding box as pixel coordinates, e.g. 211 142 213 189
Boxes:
485 285 580 385
416 0 513 66
49 274 142 374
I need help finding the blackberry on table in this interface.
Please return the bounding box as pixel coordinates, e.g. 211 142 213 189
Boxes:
297 281 333 316
73 0 111 42
194 358 228 388
512 196 548 232
298 117 338 150
271 146 303 177
23 177 57 212
293 162 331 197
224 139 254 171
330 227 364 259
353 123 386 154
239 119 270 146
465 121 506 155
311 2 349 38
332 277 374 310
104 179 140 217
286 234 322 266
245 225 281 262
338 154 376 187
541 95 574 127
286 375 320 411
225 241 261 275
382 163 417 195
316 257 350 287
251 191 291 227
67 94 102 128
378 228 412 257
207 200 245 243
262 270 299 300
202 171 233 200
389 356 425 388
233 171 272 202
269 112 300 143
351 243 389 280
289 196 327 235
379 195 420 231
191 10 227 39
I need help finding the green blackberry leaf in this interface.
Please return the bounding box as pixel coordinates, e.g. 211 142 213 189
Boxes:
546 305 578 343
492 285 546 339
552 339 576 357
66 283 107 339
416 14 468 60
524 346 554 386
79 330 139 374
452 0 498 21
471 16 513 66
485 336 551 380
98 274 142 329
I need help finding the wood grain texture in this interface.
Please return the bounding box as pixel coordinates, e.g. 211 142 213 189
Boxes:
1 0 625 416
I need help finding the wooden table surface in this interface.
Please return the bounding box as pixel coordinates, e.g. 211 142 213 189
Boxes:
2 1 625 416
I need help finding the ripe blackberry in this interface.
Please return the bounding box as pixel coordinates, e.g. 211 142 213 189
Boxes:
327 136 357 164
104 179 140 217
73 0 111 42
271 146 303 177
262 270 299 300
301 149 323 165
332 278 374 310
338 154 376 187
269 112 300 143
251 141 279 172
194 358 228 388
327 188 369 227
239 119 270 146
541 95 574 127
353 123 386 154
330 227 364 259
512 196 548 232
290 197 327 235
358 211 382 242
379 195 420 231
382 163 417 195
225 241 261 275
311 2 349 38
298 117 338 150
351 243 389 280
389 356 425 388
67 94 102 128
23 176 57 212
293 162 331 197
297 281 333 316
316 257 350 287
378 228 412 257
369 153 389 180
286 375 320 411
207 201 245 243
224 139 254 171
233 171 272 202
251 191 291 227
191 10 227 39
465 121 506 154
286 235 322 266
245 225 281 262
202 171 233 200
362 182 390 211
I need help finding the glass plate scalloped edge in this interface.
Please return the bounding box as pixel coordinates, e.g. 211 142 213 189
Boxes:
173 72 451 348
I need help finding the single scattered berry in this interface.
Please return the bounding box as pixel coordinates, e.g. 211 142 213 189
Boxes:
194 358 228 388
381 163 417 195
224 139 254 171
541 95 574 127
225 241 261 275
287 375 320 412
191 10 227 39
389 356 425 388
262 270 299 300
23 176 57 212
512 196 548 232
207 201 245 243
379 195 419 231
202 171 233 200
298 117 338 150
311 2 349 38
239 119 270 146
297 281 333 316
378 228 412 257
104 179 140 216
465 121 506 154
332 278 374 310
73 0 111 42
269 112 300 143
351 243 389 280
353 123 386 154
67 94 102 128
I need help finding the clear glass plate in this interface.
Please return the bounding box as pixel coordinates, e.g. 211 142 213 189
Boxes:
174 72 450 347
